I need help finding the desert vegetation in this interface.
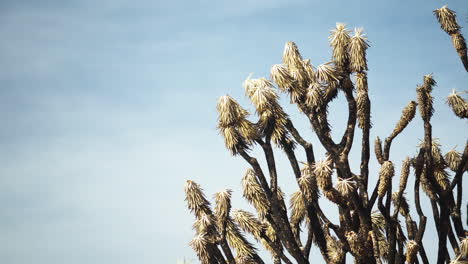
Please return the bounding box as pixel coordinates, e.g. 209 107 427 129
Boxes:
184 5 467 264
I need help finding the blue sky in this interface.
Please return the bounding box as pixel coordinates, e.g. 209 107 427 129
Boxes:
0 0 467 263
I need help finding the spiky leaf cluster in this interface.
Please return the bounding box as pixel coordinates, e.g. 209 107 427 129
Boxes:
226 219 258 258
244 76 291 147
325 231 345 264
185 180 212 218
313 156 334 190
378 161 395 197
348 28 370 72
242 169 270 218
399 157 411 191
445 149 462 172
356 88 371 129
433 5 460 34
217 95 256 155
447 90 468 119
420 167 438 200
390 101 417 139
305 82 324 110
189 233 212 264
299 163 319 201
335 177 356 197
417 74 436 121
316 62 340 85
375 137 384 164
356 72 371 129
289 190 307 231
329 23 351 69
232 209 264 241
282 41 310 89
214 189 232 232
406 240 420 263
392 192 409 217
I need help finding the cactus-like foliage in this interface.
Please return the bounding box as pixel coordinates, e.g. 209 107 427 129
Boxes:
378 161 395 198
313 156 334 191
185 9 468 264
446 90 468 119
329 23 351 69
434 5 468 71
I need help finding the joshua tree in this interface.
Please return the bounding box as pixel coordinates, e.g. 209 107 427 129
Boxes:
184 5 468 264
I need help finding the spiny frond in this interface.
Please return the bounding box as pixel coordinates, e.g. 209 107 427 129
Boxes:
299 163 319 201
399 157 411 191
418 138 445 166
447 90 468 119
371 211 386 234
378 161 395 197
219 126 246 155
392 192 409 217
189 233 211 264
420 168 438 200
326 233 345 264
416 74 436 121
276 187 287 212
244 75 292 147
371 211 390 259
185 180 212 218
375 137 384 164
417 85 434 121
390 101 417 139
329 23 351 68
445 148 462 172
217 95 256 155
460 237 468 259
283 41 304 68
306 82 324 110
316 62 340 84
348 27 370 72
214 189 232 229
434 168 451 191
226 219 258 258
452 32 467 54
434 5 460 34
282 42 312 89
423 74 436 92
313 156 334 190
356 71 368 93
193 213 217 237
242 169 270 218
217 95 248 126
232 209 264 241
243 76 278 113
346 231 365 255
406 240 420 263
379 238 390 260
369 231 382 262
271 63 307 103
303 58 317 83
335 177 356 197
356 90 371 129
289 190 307 228
271 64 296 93
324 81 339 102
289 66 309 91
